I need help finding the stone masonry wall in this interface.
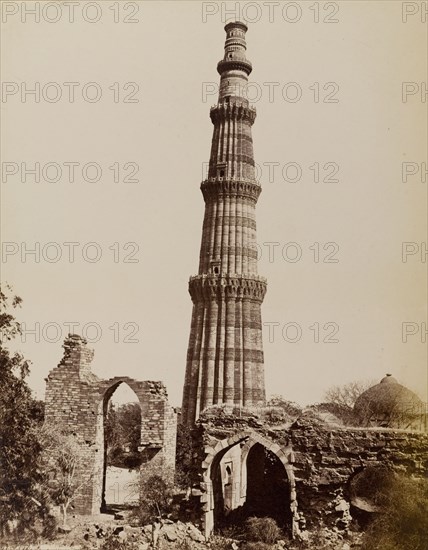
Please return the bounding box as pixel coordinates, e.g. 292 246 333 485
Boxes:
44 334 177 515
190 408 428 537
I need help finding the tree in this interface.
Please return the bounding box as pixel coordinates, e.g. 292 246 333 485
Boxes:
320 380 376 426
175 423 194 490
133 461 175 525
0 284 49 537
324 379 375 408
118 402 141 454
105 402 121 462
38 426 93 528
104 401 142 468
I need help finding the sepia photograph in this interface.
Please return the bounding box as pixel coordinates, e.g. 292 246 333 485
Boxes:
1 1 427 548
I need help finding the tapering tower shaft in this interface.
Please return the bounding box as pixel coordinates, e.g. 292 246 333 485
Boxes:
182 22 266 426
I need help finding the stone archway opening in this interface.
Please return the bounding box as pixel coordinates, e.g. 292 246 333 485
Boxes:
101 382 142 513
245 443 291 528
207 435 293 537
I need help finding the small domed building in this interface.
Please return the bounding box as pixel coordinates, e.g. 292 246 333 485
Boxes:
354 374 426 431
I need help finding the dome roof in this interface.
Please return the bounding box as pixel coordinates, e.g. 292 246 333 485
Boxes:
354 374 423 425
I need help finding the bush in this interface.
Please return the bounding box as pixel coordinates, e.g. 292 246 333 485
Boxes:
208 536 235 550
245 517 281 544
99 531 140 550
349 464 394 506
362 474 428 550
242 543 274 550
0 286 52 539
132 464 175 525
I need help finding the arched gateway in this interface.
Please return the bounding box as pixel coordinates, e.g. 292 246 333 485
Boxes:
44 335 177 515
200 431 297 538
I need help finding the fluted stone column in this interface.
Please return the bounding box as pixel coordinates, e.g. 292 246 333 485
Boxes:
182 22 267 426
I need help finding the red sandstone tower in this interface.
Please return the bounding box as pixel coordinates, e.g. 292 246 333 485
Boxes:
182 22 267 426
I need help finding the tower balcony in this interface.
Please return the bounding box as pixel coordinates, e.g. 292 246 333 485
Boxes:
210 102 256 124
188 273 267 303
200 178 261 203
217 58 253 76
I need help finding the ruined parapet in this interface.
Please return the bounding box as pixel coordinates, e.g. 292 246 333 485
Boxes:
59 333 96 381
289 411 428 526
44 334 100 435
44 335 177 515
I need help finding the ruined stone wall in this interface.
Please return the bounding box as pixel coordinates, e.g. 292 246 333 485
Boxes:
288 413 428 527
44 334 177 515
190 408 428 537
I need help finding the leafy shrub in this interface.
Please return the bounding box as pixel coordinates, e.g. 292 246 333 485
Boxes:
0 285 51 539
245 517 281 544
362 474 428 550
132 464 175 525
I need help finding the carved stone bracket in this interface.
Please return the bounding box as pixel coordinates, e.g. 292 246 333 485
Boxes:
210 102 256 125
189 274 267 303
201 179 261 203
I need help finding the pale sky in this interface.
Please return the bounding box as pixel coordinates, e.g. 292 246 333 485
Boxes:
1 0 427 407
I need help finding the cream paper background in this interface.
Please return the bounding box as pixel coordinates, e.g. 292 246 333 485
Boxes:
1 0 427 407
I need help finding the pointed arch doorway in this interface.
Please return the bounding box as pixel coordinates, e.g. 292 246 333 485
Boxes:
100 381 142 512
201 432 297 538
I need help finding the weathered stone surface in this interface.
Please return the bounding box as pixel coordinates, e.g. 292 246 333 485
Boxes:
181 22 267 426
190 410 428 538
187 523 206 542
44 334 177 515
163 524 178 542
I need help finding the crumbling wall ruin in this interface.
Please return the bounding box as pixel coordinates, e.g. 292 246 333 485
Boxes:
44 334 177 515
190 408 428 538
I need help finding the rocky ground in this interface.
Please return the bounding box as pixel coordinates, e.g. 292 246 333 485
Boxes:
2 467 364 550
1 511 364 550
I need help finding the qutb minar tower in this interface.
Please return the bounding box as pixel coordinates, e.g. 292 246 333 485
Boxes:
182 22 267 426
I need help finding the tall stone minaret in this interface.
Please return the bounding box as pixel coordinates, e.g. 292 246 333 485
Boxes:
181 22 267 426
